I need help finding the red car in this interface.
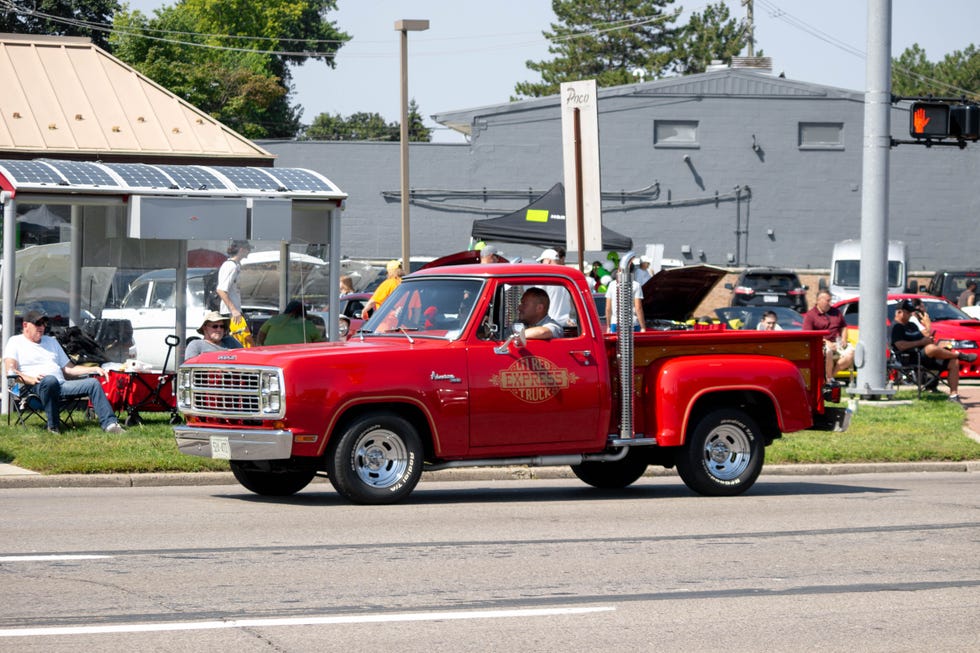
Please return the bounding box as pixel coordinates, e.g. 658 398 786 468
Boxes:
833 294 980 378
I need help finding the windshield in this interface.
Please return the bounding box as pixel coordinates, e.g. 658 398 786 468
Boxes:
361 278 483 340
834 260 904 287
886 298 969 322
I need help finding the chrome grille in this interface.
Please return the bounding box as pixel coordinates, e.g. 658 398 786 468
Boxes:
179 365 283 419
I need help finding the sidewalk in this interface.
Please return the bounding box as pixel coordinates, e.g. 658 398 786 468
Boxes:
3 386 980 488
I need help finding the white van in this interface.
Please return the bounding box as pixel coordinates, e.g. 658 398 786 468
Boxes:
829 239 908 303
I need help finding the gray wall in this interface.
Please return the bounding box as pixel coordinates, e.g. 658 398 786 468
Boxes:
259 69 980 272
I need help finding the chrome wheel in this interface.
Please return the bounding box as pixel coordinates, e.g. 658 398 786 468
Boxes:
353 427 411 489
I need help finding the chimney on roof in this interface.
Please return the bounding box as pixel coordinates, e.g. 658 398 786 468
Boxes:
731 56 773 74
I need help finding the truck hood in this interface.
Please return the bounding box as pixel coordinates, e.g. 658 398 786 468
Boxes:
641 264 728 321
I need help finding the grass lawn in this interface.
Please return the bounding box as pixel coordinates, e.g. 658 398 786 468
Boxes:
1 391 978 474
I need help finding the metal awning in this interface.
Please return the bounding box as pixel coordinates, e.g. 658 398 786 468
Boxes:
0 158 346 201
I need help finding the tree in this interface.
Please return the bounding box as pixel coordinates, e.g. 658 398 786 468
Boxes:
892 43 980 99
0 0 120 50
672 2 749 75
302 100 432 142
110 0 350 138
514 0 682 99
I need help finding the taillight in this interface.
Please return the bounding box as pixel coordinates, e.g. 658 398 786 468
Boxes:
733 286 755 296
788 288 806 296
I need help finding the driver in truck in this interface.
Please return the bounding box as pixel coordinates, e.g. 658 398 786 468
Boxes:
516 287 563 340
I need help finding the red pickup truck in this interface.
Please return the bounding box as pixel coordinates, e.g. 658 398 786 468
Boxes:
174 257 848 504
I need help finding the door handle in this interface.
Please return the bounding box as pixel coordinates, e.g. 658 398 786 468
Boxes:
569 350 593 366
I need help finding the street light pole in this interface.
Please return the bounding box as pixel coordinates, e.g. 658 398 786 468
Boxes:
395 19 429 271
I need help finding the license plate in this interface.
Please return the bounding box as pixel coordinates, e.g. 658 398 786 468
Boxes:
763 294 778 303
210 435 231 459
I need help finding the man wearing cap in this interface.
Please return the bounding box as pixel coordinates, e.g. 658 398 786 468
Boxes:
216 239 252 319
4 310 125 434
892 298 977 403
635 256 653 286
185 312 243 358
537 247 572 326
361 260 403 320
479 245 502 264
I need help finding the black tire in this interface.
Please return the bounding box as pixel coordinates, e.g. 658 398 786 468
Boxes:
570 450 649 488
675 408 764 496
230 461 316 496
326 413 423 505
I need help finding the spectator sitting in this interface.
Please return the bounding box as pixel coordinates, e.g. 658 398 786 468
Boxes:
803 290 855 381
756 310 783 331
256 301 325 346
516 287 563 340
3 309 125 434
891 299 977 403
185 312 243 358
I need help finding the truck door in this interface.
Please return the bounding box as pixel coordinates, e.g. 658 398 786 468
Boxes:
466 280 604 451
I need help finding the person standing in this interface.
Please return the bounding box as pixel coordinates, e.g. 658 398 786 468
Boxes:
361 260 403 320
339 275 355 296
256 301 325 345
536 247 572 326
605 272 646 333
957 280 977 308
803 290 855 381
216 240 252 320
4 309 125 434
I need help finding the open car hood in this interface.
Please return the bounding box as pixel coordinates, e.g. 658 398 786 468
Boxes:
641 264 729 321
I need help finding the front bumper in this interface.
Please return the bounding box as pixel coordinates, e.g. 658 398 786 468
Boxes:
174 425 293 460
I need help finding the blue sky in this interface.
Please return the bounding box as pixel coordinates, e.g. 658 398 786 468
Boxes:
125 1 980 142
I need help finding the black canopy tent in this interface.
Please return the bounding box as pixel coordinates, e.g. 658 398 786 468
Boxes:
471 183 633 251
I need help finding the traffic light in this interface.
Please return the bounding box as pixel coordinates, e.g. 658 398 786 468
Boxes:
909 102 980 141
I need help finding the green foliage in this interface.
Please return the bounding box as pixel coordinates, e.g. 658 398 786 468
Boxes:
892 43 980 100
302 99 432 142
515 0 682 99
672 2 750 75
110 0 350 138
0 0 120 50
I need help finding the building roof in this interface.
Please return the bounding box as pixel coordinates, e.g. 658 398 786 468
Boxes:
432 68 865 137
0 33 274 164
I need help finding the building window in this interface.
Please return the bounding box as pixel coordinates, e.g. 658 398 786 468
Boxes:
654 120 699 148
799 122 844 149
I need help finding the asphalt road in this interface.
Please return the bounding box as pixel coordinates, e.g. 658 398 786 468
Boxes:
1 473 977 652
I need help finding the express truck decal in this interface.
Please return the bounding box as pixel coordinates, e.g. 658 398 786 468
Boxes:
489 356 579 403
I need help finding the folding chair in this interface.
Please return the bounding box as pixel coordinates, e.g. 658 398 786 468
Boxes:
887 347 944 398
6 375 90 429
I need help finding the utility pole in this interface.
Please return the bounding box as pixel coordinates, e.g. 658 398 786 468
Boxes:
742 0 755 57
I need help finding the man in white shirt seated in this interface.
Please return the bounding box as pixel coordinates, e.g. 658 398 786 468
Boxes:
4 309 124 434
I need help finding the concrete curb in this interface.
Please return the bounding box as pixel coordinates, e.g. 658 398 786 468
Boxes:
0 460 977 490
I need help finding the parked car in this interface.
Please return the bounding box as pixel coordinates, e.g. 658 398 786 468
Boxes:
725 267 808 313
833 294 980 378
924 270 980 305
714 306 805 331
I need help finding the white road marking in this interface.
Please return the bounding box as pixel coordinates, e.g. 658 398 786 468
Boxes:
0 606 614 638
0 555 111 562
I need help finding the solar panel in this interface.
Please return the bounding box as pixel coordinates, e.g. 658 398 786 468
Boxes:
210 166 282 191
103 163 174 189
155 164 230 191
265 168 337 193
40 160 119 188
0 160 65 185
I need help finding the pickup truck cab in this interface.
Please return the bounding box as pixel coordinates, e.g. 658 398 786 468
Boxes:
174 259 847 504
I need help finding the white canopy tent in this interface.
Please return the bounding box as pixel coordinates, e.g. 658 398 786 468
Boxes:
0 158 347 407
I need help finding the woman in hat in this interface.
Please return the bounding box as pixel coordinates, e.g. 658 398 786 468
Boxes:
185 312 242 358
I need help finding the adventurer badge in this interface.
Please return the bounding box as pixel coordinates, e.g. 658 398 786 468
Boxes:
490 356 579 403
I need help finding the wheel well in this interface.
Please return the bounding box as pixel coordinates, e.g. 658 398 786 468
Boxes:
687 390 781 445
330 402 435 458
